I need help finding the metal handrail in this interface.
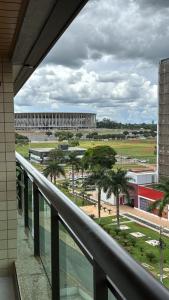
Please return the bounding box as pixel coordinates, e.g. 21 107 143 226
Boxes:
16 152 169 300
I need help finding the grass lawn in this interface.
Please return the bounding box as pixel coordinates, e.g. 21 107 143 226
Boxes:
80 139 156 162
96 216 169 288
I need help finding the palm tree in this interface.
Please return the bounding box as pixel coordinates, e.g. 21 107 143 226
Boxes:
43 161 65 184
84 166 107 220
148 179 169 283
67 152 80 195
104 169 132 228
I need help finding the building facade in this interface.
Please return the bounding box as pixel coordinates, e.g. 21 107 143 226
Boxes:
158 58 169 179
15 112 96 130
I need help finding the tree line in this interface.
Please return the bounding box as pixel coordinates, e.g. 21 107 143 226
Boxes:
96 118 157 130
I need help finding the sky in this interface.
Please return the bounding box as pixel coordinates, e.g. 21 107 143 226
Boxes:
14 0 169 123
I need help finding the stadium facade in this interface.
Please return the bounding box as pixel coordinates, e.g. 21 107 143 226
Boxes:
158 58 169 179
15 112 96 130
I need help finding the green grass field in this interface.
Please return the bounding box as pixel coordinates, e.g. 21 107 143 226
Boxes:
96 216 169 288
80 139 156 162
16 139 156 164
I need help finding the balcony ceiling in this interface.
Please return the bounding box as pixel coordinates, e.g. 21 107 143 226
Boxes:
0 0 24 56
0 0 88 94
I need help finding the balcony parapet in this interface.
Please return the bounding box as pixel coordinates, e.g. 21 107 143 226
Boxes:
16 151 169 300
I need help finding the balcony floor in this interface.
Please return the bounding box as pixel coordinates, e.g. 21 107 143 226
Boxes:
0 276 16 300
15 213 51 300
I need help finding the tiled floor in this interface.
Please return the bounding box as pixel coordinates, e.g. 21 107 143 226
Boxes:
0 276 16 300
15 214 51 300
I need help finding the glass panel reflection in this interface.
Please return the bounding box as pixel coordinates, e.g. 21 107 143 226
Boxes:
108 289 117 300
28 178 33 236
59 222 93 300
39 193 51 282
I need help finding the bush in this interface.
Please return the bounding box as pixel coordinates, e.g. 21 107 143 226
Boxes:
130 238 136 247
69 139 79 146
120 231 128 239
123 239 130 247
114 227 121 235
15 133 29 145
146 252 157 263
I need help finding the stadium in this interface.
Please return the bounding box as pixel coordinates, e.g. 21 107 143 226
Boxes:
15 112 96 130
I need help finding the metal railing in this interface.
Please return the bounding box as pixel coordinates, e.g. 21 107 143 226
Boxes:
16 152 169 300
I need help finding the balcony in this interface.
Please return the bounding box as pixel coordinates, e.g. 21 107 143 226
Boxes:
13 152 169 300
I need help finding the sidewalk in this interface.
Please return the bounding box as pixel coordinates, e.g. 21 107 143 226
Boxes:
81 191 169 229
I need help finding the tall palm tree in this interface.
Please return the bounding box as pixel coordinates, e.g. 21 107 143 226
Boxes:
84 166 107 220
67 152 80 195
104 169 132 228
148 179 169 283
43 161 65 184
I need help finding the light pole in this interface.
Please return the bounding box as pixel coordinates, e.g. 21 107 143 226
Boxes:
159 225 164 283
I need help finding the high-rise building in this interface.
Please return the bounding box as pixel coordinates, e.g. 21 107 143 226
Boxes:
158 58 169 179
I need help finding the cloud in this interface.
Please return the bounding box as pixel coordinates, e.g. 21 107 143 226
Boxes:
44 0 169 68
137 0 169 10
15 0 163 123
15 64 157 123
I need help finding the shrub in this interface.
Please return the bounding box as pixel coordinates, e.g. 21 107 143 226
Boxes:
146 252 157 263
114 227 121 235
123 239 130 247
130 238 136 247
15 133 29 145
120 231 128 239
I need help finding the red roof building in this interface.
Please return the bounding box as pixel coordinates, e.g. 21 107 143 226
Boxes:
137 186 168 219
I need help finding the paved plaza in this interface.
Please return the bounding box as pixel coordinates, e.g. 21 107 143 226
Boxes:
81 191 169 229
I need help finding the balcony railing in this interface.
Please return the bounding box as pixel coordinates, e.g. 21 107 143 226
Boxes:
16 152 169 300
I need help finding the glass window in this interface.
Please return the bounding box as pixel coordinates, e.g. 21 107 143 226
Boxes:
59 222 93 299
139 197 151 212
39 193 51 282
108 289 117 300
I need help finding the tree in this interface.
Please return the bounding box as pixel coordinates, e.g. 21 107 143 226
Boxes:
67 152 80 195
82 146 116 220
82 145 116 170
43 161 65 184
45 131 52 137
49 149 64 163
67 132 74 140
103 169 132 228
15 133 29 145
148 179 169 283
84 166 108 220
76 132 83 139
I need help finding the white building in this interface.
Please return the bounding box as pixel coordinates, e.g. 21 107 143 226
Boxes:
101 190 116 205
127 171 157 185
15 112 96 130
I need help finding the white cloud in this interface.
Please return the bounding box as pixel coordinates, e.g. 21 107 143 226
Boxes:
15 0 164 122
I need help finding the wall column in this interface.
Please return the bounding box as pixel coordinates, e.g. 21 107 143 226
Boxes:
0 58 17 275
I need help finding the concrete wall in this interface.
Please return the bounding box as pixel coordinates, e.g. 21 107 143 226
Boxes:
0 58 16 275
101 190 116 205
158 59 169 179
